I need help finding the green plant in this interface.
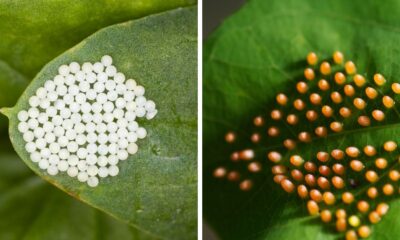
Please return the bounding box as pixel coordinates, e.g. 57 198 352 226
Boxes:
0 1 197 239
204 0 400 239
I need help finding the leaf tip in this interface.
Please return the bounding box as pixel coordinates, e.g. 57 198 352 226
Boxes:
0 107 12 118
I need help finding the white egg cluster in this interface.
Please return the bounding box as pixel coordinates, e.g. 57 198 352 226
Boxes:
17 55 157 187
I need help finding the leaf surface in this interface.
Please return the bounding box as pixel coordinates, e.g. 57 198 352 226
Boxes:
204 0 400 239
5 7 197 239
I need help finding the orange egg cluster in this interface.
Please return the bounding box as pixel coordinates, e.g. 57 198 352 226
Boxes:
213 51 400 239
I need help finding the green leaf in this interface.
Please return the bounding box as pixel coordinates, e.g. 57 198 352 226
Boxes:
0 60 29 132
0 0 196 78
5 7 197 239
204 0 400 239
0 139 156 240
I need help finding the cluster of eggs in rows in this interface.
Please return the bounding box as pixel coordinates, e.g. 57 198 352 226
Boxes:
17 55 157 187
213 51 400 239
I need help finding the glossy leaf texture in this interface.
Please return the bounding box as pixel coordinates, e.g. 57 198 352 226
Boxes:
4 7 197 239
0 0 196 79
204 0 400 239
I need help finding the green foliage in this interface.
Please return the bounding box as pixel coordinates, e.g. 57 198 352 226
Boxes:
4 7 197 239
0 1 197 239
203 0 400 239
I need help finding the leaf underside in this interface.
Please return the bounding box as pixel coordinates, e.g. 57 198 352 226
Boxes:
7 7 197 240
204 0 400 239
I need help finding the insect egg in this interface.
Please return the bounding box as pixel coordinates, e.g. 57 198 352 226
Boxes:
365 170 378 183
273 175 286 184
213 167 226 178
239 149 254 160
315 126 328 137
18 56 158 187
331 149 345 160
317 177 330 190
357 116 371 127
336 218 347 232
369 211 381 224
321 105 334 117
358 226 371 238
342 192 354 204
350 160 364 172
353 74 366 87
345 61 356 75
375 158 388 169
346 230 357 240
382 95 395 108
372 110 385 121
318 79 330 91
297 185 309 199
267 151 282 163
307 200 319 215
323 192 335 205
376 203 389 216
367 187 378 199
333 51 344 64
293 99 305 110
330 122 343 132
346 146 360 157
253 116 264 126
307 52 318 65
305 174 317 187
310 93 322 105
271 165 287 175
286 114 298 125
290 155 304 167
270 109 282 120
304 68 315 80
357 201 370 213
281 179 295 193
348 215 361 227
230 152 239 161
319 165 331 176
225 132 236 143
316 151 329 162
306 110 318 121
296 81 308 94
374 73 386 86
276 93 288 105
392 82 400 94
339 107 352 118
332 176 345 189
283 139 296 150
310 189 323 202
330 91 343 104
250 133 261 143
239 179 253 191
291 169 304 181
332 163 345 175
227 171 240 181
320 61 331 75
344 84 355 96
267 126 280 137
389 170 400 181
298 132 311 142
383 140 397 152
248 162 262 172
383 183 394 195
304 161 317 172
335 72 347 85
353 98 366 110
365 87 378 99
320 209 332 223
364 145 377 156
336 209 347 219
